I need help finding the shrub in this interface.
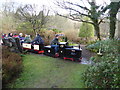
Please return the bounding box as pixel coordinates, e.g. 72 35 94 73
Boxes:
39 29 55 45
52 29 62 34
86 39 120 53
83 55 120 88
2 46 23 87
63 30 78 43
83 39 120 88
79 17 94 38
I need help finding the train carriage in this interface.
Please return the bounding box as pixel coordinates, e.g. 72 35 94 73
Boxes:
22 43 44 54
33 44 44 54
22 43 32 52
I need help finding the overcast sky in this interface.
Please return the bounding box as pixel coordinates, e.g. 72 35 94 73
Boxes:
0 0 111 14
0 0 111 6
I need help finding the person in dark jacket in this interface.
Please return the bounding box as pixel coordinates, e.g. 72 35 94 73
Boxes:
24 34 32 43
51 34 59 56
8 33 13 37
31 34 44 45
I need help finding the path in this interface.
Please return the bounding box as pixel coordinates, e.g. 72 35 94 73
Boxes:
81 45 96 60
80 45 96 64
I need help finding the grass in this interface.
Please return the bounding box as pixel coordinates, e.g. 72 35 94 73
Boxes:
8 54 88 88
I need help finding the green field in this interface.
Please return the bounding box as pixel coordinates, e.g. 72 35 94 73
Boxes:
8 54 88 88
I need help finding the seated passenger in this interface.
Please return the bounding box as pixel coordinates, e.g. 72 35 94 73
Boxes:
31 34 44 45
13 33 19 38
19 33 24 41
2 34 6 38
24 34 32 43
8 33 13 37
50 34 59 56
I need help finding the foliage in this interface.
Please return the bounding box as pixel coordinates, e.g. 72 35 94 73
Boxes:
52 29 62 33
2 46 23 87
86 40 102 52
1 12 17 33
86 39 120 53
79 17 94 38
83 57 120 88
16 22 33 31
64 30 78 43
39 29 55 45
83 39 120 88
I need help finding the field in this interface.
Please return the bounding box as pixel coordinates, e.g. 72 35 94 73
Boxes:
8 54 88 88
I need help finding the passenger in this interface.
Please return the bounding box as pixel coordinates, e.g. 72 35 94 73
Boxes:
18 33 25 44
24 34 32 43
4 34 8 39
8 33 13 37
18 33 24 41
13 33 19 38
31 34 44 45
50 34 59 56
2 34 6 38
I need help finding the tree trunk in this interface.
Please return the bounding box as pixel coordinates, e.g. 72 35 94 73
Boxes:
109 2 120 39
94 24 101 40
109 14 116 39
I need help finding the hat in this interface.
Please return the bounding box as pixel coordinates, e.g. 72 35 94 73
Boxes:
55 34 59 37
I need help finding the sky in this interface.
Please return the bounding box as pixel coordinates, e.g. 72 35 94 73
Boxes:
0 0 111 7
0 0 111 14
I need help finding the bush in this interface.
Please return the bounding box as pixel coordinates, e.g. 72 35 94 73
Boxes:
52 29 62 33
86 39 120 53
39 29 55 45
2 46 23 86
79 17 94 38
83 39 120 88
86 41 101 52
83 55 120 88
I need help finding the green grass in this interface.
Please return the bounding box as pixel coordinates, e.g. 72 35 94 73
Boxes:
8 54 88 88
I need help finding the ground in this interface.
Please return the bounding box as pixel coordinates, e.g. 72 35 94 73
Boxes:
81 45 96 60
7 45 95 88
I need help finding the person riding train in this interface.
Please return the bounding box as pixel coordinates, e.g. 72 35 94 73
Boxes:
24 34 32 43
31 34 44 49
31 34 44 45
50 34 60 57
8 33 13 37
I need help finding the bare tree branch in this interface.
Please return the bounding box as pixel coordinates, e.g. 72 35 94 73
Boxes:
57 13 94 25
65 1 91 12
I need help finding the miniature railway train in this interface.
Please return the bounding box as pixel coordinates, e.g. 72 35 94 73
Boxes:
1 38 82 62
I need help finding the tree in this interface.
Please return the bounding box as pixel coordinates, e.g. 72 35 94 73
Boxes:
55 0 109 40
1 1 18 31
109 1 120 39
15 4 49 33
79 17 94 38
